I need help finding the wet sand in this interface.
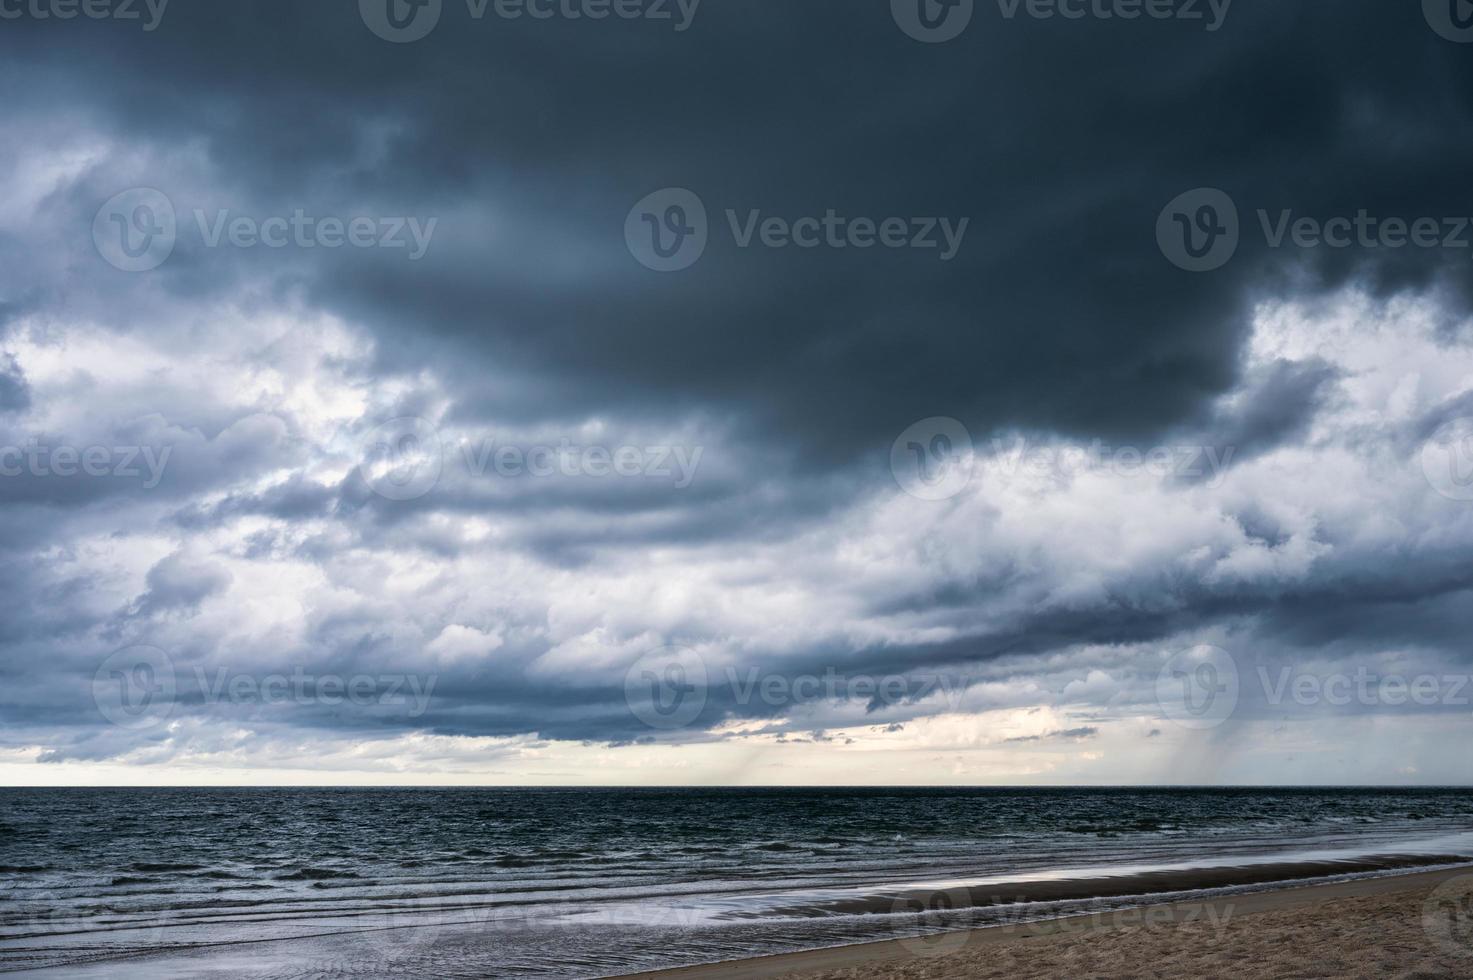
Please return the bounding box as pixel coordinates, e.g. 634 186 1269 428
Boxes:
618 867 1473 980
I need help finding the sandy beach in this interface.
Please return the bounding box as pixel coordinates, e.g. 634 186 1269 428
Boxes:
619 868 1473 980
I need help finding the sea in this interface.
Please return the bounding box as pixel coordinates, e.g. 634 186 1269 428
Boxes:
3 787 1473 978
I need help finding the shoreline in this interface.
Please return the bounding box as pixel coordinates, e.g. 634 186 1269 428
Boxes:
614 865 1473 979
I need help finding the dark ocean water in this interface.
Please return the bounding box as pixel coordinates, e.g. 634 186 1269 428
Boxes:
3 787 1473 978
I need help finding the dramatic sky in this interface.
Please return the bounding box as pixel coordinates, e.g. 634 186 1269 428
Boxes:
4 1 1473 785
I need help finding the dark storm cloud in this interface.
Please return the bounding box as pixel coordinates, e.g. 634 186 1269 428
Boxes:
0 355 29 414
1196 358 1340 463
5 3 1471 461
1005 727 1098 743
128 551 232 617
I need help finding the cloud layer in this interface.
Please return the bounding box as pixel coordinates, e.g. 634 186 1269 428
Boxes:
2 3 1473 783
